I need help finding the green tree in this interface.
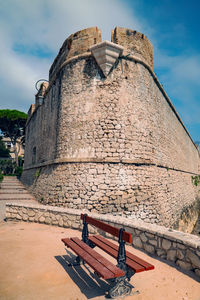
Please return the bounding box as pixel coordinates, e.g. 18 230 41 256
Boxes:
0 137 10 158
0 110 27 165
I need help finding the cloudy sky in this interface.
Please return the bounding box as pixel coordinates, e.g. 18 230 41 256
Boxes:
0 0 199 142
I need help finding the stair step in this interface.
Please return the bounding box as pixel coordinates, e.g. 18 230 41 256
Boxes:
0 178 36 203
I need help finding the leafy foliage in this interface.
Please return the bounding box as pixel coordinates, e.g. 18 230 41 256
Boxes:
0 109 27 141
191 175 200 186
0 137 10 158
16 166 23 177
0 170 3 183
34 168 41 178
0 109 27 164
0 159 16 175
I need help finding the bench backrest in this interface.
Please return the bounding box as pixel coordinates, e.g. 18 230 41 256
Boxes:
81 214 132 244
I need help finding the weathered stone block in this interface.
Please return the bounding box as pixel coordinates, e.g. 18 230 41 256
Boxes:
140 233 148 243
162 239 172 250
186 250 200 268
63 221 69 227
149 239 157 247
177 243 186 250
156 249 166 258
16 214 22 220
145 232 155 239
6 212 11 218
68 215 76 221
39 216 45 223
144 244 155 254
58 218 64 227
52 220 59 226
45 217 51 225
177 249 185 260
167 250 176 262
194 268 200 277
133 237 143 249
72 222 79 229
28 210 35 217
22 215 28 221
176 260 192 271
22 207 27 213
18 210 24 216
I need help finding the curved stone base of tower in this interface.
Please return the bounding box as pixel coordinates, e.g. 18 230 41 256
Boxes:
22 162 200 229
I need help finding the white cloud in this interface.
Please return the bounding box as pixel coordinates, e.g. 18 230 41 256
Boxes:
0 0 145 111
0 0 143 49
0 28 50 111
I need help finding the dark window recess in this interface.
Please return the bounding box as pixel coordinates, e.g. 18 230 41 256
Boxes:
32 146 36 164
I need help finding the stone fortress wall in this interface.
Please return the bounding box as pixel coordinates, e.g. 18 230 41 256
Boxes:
21 27 200 231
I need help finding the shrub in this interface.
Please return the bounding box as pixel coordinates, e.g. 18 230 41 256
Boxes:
16 166 23 178
0 171 3 183
0 159 16 175
191 175 200 186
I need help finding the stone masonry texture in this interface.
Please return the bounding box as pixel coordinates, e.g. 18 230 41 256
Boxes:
21 27 200 231
5 203 200 279
111 27 153 69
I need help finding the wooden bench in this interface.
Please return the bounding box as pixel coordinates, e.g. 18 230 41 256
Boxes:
61 214 154 298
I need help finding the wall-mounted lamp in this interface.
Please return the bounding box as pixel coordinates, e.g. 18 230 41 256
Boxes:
37 95 44 105
35 79 49 91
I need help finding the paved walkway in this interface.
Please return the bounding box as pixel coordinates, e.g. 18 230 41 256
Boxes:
0 221 200 300
0 176 37 221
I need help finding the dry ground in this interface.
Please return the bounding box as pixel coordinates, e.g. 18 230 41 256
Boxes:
0 221 199 300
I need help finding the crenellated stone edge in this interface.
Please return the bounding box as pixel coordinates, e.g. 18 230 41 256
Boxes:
6 202 200 278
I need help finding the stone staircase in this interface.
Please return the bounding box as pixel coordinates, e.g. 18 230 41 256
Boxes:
0 176 37 221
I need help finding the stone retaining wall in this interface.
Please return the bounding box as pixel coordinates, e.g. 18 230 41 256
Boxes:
6 202 200 279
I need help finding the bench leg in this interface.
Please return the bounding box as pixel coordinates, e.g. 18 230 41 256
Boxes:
107 277 133 299
68 256 85 267
117 262 135 282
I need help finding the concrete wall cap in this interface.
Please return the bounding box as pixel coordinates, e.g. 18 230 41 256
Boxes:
6 203 200 248
90 40 124 52
90 40 124 76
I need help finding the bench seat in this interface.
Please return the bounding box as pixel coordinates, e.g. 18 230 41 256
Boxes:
89 235 154 273
61 214 155 298
62 237 125 279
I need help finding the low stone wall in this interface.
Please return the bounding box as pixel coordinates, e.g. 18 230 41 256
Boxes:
6 202 200 278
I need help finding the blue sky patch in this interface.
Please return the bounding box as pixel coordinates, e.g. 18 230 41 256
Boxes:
13 43 54 59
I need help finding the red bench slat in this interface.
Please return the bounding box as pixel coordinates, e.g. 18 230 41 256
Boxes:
71 237 125 277
62 238 114 279
61 238 124 279
89 236 145 273
93 235 154 271
81 214 132 243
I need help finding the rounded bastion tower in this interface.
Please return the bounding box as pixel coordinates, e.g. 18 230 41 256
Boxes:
22 27 200 230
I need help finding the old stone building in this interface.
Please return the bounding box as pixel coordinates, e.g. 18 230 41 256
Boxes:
21 27 200 231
